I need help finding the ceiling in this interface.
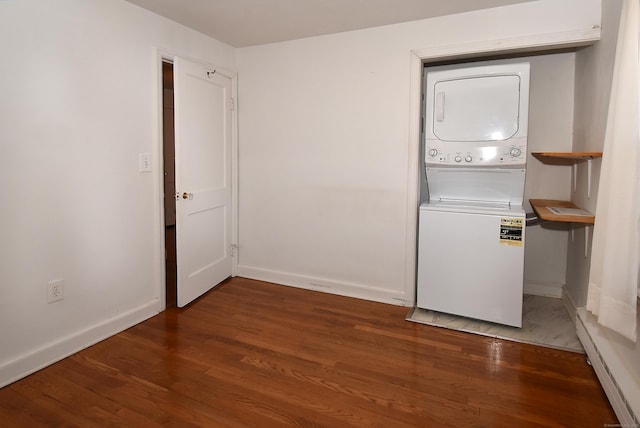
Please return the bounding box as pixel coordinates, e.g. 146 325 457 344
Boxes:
125 0 537 48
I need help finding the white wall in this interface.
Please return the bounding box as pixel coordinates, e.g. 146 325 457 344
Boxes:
523 52 576 296
567 0 623 308
0 0 235 386
236 0 601 304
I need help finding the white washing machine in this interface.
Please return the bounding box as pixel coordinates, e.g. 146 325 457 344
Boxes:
417 200 525 327
417 169 526 327
416 62 530 328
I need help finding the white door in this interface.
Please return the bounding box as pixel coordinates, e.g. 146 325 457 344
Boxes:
174 57 233 307
432 75 521 142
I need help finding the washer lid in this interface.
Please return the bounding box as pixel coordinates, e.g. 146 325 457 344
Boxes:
426 167 526 205
420 199 524 216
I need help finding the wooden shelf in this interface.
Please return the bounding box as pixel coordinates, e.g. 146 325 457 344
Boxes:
532 152 602 164
530 199 595 224
531 152 602 198
532 152 602 159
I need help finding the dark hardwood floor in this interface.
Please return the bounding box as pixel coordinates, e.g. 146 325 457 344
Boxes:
0 277 617 427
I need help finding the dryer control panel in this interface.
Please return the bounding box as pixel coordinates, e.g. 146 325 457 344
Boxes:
425 139 527 167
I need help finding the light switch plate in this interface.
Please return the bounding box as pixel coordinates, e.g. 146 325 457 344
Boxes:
139 153 152 172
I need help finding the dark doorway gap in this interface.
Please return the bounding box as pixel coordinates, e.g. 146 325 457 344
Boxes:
162 61 177 308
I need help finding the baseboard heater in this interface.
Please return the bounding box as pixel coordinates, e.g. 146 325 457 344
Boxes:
576 308 639 426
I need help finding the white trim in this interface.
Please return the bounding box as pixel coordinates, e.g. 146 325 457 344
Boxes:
562 287 579 324
237 265 408 306
412 28 600 62
576 308 639 427
404 28 601 312
158 47 236 80
403 51 423 307
230 71 239 277
0 299 159 388
155 48 168 311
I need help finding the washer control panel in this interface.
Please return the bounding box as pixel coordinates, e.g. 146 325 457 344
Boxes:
425 141 526 166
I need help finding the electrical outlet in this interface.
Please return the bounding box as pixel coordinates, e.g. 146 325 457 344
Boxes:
47 279 64 303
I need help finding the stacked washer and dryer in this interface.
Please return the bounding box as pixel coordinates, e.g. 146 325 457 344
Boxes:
416 63 531 328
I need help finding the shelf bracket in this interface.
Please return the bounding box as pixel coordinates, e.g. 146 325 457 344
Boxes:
587 158 593 199
584 225 590 258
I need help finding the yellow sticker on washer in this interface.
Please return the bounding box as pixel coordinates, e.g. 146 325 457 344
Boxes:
500 218 524 246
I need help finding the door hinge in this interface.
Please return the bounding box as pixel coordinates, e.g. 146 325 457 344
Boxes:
231 244 238 257
230 98 236 111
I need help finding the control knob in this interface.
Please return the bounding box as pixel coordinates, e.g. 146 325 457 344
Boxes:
464 155 472 163
454 155 462 163
428 148 438 157
509 147 522 157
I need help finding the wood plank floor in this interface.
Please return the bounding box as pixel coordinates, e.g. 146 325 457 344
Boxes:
0 277 617 427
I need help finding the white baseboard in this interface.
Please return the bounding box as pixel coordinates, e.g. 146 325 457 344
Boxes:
237 270 562 307
0 299 160 388
576 308 639 427
561 288 578 324
524 281 563 298
237 265 408 306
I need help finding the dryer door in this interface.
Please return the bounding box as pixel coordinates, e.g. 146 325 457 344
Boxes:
432 75 521 142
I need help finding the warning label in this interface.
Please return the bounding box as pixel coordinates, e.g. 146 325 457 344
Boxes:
500 218 524 246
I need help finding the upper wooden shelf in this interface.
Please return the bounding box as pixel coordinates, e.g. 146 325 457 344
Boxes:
530 199 595 224
532 152 603 164
532 151 602 198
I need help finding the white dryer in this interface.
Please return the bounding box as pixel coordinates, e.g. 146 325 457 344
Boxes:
416 63 530 328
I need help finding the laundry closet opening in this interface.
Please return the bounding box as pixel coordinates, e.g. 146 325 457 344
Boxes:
410 48 584 350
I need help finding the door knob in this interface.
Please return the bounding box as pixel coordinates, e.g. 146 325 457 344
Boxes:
182 192 193 200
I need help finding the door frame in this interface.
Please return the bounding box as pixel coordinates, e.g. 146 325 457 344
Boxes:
154 49 239 311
